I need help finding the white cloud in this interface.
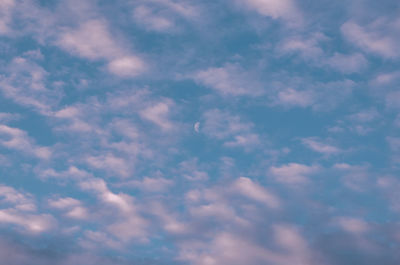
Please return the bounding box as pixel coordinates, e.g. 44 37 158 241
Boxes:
231 177 280 208
273 88 315 108
336 217 370 235
0 56 61 114
348 109 379 123
178 225 315 265
238 0 302 25
57 19 121 60
48 197 88 220
201 109 260 150
333 163 370 192
79 178 148 241
132 0 197 32
139 101 174 131
148 202 188 234
0 124 51 160
56 19 146 77
326 53 368 74
386 91 400 109
341 20 400 58
0 112 20 123
179 158 209 181
302 138 341 155
0 184 54 233
133 5 174 32
270 79 355 111
0 0 15 34
0 210 54 233
115 177 173 192
377 176 400 212
39 166 92 181
193 63 263 97
0 185 36 212
107 56 146 77
224 133 260 149
370 71 400 86
279 33 326 60
86 154 132 178
269 163 319 184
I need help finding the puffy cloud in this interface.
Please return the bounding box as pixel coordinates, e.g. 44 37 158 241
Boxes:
133 5 174 32
115 177 173 192
178 224 317 265
139 101 174 131
107 56 146 77
301 138 341 155
193 64 263 97
377 176 400 212
56 19 146 77
238 0 302 25
231 177 280 208
0 184 54 233
336 217 370 235
0 56 61 114
326 53 368 74
48 197 88 220
201 109 260 150
341 19 400 58
86 154 132 178
269 163 319 184
0 124 51 160
273 88 315 108
132 0 197 32
0 0 15 34
79 178 148 242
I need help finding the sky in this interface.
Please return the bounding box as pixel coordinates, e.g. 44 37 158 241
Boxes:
0 0 400 264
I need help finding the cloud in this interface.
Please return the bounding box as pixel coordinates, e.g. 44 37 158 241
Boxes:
132 0 197 32
302 138 341 155
115 177 173 192
278 32 327 61
179 158 209 181
335 217 370 235
231 177 280 208
133 5 174 32
386 91 400 109
238 0 302 25
139 101 174 131
56 19 146 77
0 184 54 233
0 56 61 114
272 88 315 108
107 56 146 77
341 19 400 58
79 178 148 242
0 124 52 160
0 112 20 123
0 185 36 212
269 79 356 111
269 163 320 184
333 163 370 192
326 53 368 74
0 0 15 34
178 224 317 265
86 154 132 178
193 63 263 97
201 109 260 150
48 197 88 220
377 176 400 212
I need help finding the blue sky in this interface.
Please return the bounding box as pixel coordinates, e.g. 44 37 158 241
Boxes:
0 0 400 264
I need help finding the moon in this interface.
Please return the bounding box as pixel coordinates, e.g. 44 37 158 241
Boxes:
194 122 200 133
